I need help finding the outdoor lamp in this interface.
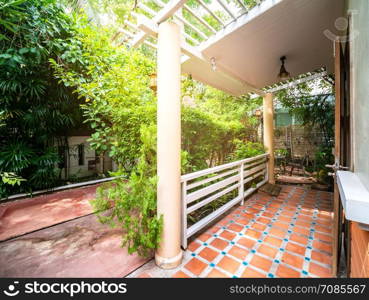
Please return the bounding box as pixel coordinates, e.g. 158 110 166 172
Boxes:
278 56 290 80
254 108 262 117
149 73 157 92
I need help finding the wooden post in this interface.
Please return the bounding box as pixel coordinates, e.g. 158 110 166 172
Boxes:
263 93 275 184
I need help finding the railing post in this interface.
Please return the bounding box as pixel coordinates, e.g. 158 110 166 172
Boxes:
265 156 269 183
239 162 245 205
263 93 275 184
181 181 187 249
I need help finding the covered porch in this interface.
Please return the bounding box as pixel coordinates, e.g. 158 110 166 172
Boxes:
125 0 345 276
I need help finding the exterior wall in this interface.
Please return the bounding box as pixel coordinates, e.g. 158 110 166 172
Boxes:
347 0 369 278
67 136 97 178
350 222 369 277
274 125 324 158
60 136 116 180
349 0 369 188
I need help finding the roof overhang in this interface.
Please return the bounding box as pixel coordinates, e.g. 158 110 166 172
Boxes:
183 0 345 95
129 0 345 96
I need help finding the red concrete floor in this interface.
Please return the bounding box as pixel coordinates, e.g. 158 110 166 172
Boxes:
130 185 334 278
0 184 150 277
0 185 98 241
0 213 148 277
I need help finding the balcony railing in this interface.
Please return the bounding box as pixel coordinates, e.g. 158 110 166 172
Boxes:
181 153 269 248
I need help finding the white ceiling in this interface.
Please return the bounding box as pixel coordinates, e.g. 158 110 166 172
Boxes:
182 0 345 95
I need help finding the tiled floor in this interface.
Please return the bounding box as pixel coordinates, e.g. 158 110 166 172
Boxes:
173 185 333 278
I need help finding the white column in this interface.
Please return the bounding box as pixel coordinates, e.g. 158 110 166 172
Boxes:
155 21 182 269
263 93 275 184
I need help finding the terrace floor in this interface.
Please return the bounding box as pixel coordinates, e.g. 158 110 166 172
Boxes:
129 185 334 278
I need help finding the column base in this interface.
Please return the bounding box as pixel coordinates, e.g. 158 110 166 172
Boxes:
155 250 183 269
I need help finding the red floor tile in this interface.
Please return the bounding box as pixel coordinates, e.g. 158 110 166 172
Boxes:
198 233 211 242
210 238 229 251
188 241 201 252
184 258 207 276
238 237 256 249
220 230 236 241
218 256 240 274
290 233 308 245
270 228 287 238
309 262 332 277
250 255 272 272
311 251 332 265
207 268 229 278
228 246 249 260
264 236 283 247
312 241 332 254
241 267 266 278
172 271 190 278
281 252 304 269
286 242 306 256
228 223 244 232
199 247 219 262
276 265 300 278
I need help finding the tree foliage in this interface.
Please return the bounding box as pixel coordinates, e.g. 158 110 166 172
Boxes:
0 0 83 197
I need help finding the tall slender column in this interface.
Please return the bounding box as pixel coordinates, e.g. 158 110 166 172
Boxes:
263 93 275 184
155 21 182 269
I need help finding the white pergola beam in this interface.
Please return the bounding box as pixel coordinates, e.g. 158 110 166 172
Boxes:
197 0 225 26
155 0 189 24
138 2 157 17
236 0 248 11
138 15 204 60
183 4 217 34
266 70 328 93
216 0 237 20
174 14 208 40
131 0 188 47
135 10 264 96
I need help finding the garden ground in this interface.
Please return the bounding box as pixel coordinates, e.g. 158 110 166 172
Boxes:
0 185 148 277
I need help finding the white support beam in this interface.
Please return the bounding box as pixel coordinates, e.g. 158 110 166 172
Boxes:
265 71 328 93
137 15 264 96
119 28 135 39
197 0 225 26
183 4 217 34
138 2 157 17
137 15 203 60
155 0 188 24
216 0 237 20
174 14 208 40
236 0 248 11
124 20 139 32
131 0 188 47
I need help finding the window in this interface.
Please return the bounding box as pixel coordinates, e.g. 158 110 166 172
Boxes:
78 144 84 166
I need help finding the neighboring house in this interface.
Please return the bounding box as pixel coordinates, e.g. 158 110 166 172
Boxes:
58 130 117 180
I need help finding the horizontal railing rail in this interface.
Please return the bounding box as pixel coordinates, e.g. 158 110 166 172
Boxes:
181 153 269 248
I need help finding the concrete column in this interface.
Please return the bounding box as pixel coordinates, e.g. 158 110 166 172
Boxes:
155 21 182 269
263 93 275 184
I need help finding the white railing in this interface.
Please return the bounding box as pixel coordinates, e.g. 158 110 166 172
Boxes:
181 153 269 248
